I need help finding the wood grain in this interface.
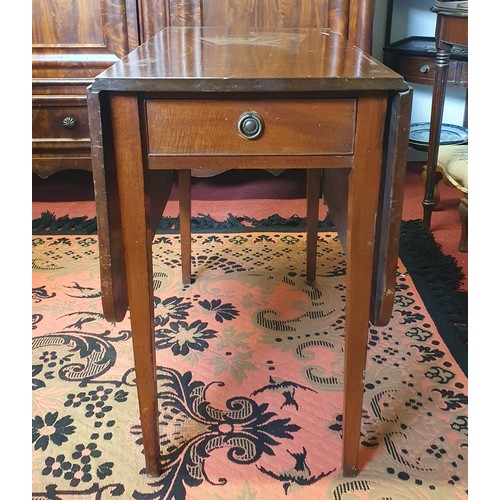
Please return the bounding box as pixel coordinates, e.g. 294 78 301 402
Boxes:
146 99 356 157
111 94 162 477
342 93 387 476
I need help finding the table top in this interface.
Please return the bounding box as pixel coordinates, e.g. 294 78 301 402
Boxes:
431 6 468 18
92 27 408 93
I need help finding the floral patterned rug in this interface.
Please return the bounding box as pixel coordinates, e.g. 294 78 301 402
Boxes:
32 232 468 499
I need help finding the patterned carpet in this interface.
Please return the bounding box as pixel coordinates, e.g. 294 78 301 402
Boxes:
32 231 468 499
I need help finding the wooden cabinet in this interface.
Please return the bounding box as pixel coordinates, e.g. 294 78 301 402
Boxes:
32 0 368 177
32 0 139 177
137 0 348 40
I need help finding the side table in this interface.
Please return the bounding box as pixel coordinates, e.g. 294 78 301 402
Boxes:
422 7 468 227
87 27 411 478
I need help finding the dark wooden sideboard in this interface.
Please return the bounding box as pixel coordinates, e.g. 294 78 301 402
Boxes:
32 0 139 178
32 0 373 178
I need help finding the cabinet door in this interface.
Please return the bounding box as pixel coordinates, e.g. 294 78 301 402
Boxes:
32 0 139 176
138 0 349 42
32 0 139 81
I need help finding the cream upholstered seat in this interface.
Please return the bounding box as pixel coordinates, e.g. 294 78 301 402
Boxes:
423 144 468 252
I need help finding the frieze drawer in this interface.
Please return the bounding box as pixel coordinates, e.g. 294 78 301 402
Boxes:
145 99 356 157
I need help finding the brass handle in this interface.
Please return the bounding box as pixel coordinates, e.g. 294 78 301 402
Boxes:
62 116 77 129
419 64 431 74
237 112 264 140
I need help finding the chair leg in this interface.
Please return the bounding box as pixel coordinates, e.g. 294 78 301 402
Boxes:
458 197 468 253
421 165 443 208
306 169 320 285
178 170 192 285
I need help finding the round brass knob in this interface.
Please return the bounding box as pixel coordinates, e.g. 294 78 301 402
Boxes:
237 112 264 140
62 116 77 129
419 64 431 74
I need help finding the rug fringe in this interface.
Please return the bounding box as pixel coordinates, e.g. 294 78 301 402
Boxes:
32 211 98 235
32 211 335 234
399 219 467 375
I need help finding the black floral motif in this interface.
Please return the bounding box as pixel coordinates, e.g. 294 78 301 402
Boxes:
39 351 58 365
32 364 46 390
64 463 92 487
85 400 112 419
154 296 193 326
33 286 56 303
281 235 299 245
395 281 410 292
96 462 115 479
88 385 113 402
156 320 217 355
229 235 248 245
411 345 445 363
451 416 468 434
64 392 90 408
72 442 102 464
48 237 71 246
42 454 71 478
405 327 432 342
394 294 415 307
254 234 276 243
199 299 240 323
32 412 76 451
251 376 317 411
203 235 223 244
424 366 455 384
432 389 468 411
114 389 129 402
77 237 95 248
257 447 335 494
131 367 300 499
398 310 425 324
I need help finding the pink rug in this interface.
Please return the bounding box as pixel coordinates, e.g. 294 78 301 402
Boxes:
32 232 467 498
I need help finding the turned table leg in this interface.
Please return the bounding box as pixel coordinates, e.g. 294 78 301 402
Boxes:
422 43 452 228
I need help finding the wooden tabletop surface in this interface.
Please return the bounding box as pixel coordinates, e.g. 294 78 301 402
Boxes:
92 27 408 93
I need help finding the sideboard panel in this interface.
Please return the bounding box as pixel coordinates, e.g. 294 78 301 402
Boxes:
32 0 139 176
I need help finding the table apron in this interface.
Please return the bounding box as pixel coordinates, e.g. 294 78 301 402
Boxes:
147 154 353 170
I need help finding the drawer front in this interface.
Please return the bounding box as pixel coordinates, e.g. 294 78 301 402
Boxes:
32 102 90 139
402 56 460 85
146 99 356 156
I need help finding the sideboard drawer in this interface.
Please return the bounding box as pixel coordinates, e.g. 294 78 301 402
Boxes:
383 36 468 89
402 56 462 86
32 102 90 139
145 99 356 157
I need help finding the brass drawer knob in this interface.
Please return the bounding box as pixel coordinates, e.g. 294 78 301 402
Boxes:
419 64 431 74
62 116 77 129
237 112 264 140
